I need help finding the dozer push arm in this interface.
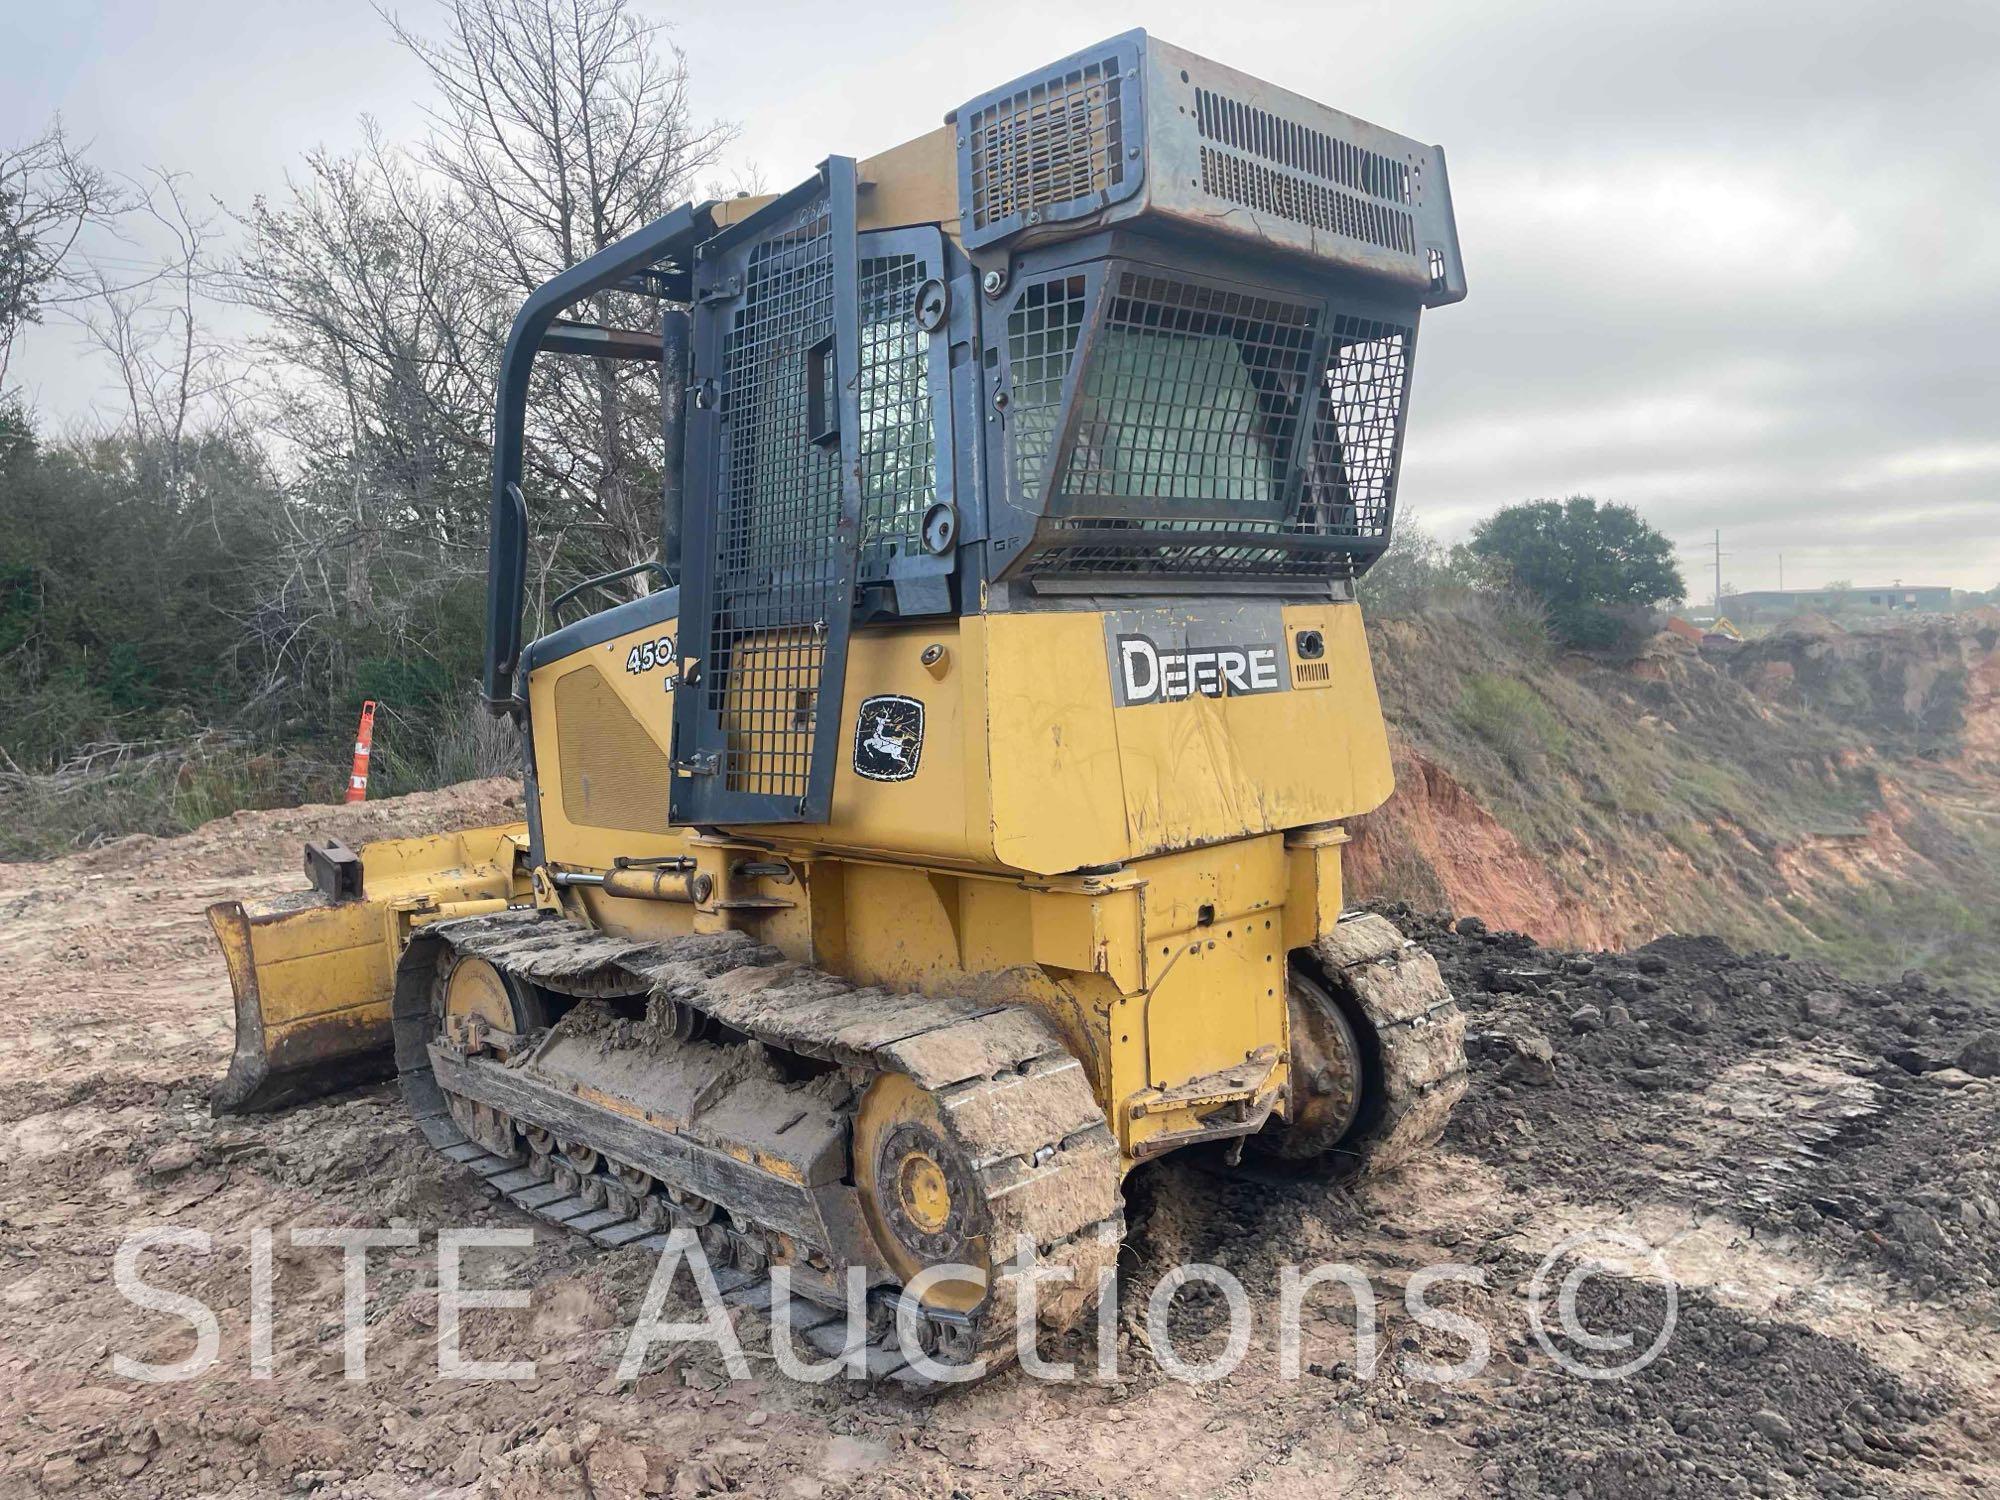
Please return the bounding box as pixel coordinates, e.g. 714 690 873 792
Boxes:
207 824 531 1114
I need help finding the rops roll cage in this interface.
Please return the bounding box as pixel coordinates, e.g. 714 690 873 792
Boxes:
481 197 719 717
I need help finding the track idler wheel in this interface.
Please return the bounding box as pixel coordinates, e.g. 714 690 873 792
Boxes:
1252 965 1368 1164
1253 915 1468 1177
438 954 547 1052
853 1073 991 1317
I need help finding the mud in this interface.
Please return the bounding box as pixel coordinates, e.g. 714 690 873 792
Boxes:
1405 908 2000 1303
1489 1266 1955 1498
0 785 1995 1497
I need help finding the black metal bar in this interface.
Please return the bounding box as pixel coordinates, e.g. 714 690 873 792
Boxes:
540 321 664 360
668 160 863 827
802 154 864 824
659 308 691 575
1039 259 1109 509
548 560 670 624
484 200 716 715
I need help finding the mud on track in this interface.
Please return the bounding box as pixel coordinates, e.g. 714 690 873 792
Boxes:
1 785 1995 1497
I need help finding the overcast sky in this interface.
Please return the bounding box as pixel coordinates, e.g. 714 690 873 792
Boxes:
8 0 1998 592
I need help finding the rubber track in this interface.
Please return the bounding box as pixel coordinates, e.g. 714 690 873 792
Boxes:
396 910 1125 1388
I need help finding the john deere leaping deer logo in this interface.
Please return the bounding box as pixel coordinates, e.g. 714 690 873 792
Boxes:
853 694 924 782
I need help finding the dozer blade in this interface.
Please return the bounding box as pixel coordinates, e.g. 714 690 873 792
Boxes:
209 891 402 1113
208 824 529 1115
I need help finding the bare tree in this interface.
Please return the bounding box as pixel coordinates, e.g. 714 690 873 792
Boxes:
241 132 499 536
72 170 244 477
0 120 124 391
239 0 733 582
384 0 733 571
388 0 729 288
216 0 734 770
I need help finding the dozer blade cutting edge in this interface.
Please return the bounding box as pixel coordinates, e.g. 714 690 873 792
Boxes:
206 824 530 1114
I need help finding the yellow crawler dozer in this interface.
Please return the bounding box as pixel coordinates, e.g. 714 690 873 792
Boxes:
210 31 1470 1382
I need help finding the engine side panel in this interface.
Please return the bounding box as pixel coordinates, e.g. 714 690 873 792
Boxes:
527 597 1391 878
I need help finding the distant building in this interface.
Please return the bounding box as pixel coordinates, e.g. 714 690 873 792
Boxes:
1722 585 1953 620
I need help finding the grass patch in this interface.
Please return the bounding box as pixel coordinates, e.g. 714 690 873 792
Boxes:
0 692 522 863
1456 672 1568 776
367 692 520 796
1797 879 1999 1001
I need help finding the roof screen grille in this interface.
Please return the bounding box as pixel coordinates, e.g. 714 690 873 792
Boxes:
1198 146 1417 255
967 55 1126 234
1194 88 1410 204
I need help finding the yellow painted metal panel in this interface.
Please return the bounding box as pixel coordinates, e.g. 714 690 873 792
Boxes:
809 625 976 864
513 595 1390 1163
527 615 700 875
355 826 526 896
1282 828 1348 954
982 602 1393 874
528 601 1391 883
829 861 970 991
249 907 394 1010
983 612 1130 873
255 945 395 1033
210 822 532 1112
723 623 989 869
1128 839 1289 1102
1136 919 1285 1098
556 665 674 832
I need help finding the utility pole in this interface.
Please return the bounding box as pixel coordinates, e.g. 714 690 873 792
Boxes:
1711 530 1729 618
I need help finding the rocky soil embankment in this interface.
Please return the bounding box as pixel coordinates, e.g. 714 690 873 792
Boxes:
1353 609 2000 998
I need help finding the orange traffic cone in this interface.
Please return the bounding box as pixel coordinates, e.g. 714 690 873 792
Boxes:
345 700 378 803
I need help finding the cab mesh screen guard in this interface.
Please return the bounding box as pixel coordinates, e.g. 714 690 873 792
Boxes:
1004 265 1416 584
673 162 863 824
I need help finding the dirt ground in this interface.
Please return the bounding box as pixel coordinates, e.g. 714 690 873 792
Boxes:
2 784 1996 1498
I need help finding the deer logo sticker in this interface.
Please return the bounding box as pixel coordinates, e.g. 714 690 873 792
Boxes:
853 694 924 783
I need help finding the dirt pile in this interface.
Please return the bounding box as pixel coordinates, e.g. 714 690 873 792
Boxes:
1103 905 1999 1498
1401 907 2000 1303
1485 1267 1955 1498
1113 1160 1975 1500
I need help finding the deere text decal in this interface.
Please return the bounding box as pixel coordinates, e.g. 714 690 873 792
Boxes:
1113 635 1286 706
1103 604 1294 708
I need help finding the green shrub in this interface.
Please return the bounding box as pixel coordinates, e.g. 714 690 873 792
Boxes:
1469 497 1684 646
1363 518 1552 661
1456 672 1567 775
1549 602 1654 652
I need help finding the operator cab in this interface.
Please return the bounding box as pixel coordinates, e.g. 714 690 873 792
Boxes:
482 29 1464 842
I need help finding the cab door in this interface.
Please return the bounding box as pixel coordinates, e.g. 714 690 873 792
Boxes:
673 159 863 825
